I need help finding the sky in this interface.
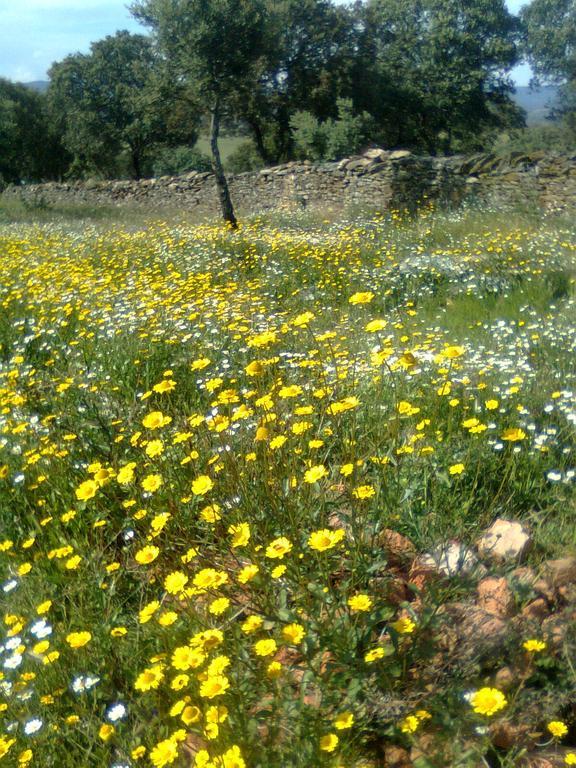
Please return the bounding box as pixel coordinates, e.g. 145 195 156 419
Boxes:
0 0 533 86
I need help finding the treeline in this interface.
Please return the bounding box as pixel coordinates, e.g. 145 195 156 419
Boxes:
1 0 575 194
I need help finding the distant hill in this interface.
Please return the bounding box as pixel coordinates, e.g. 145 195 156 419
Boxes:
23 81 49 93
511 85 560 125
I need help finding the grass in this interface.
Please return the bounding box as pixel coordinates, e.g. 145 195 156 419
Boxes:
195 134 247 165
0 202 575 767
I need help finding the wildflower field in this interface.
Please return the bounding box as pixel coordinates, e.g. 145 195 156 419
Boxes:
0 202 575 768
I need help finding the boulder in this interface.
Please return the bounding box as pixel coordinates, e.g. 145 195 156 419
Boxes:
477 519 531 562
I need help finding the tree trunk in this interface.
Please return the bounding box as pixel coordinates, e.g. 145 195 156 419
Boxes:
210 98 238 229
131 147 142 180
247 114 272 165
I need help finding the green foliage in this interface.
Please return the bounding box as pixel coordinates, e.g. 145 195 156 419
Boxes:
48 31 199 179
290 98 375 161
492 123 576 154
0 205 574 766
225 140 265 173
151 146 212 176
357 0 524 153
0 79 68 184
521 0 576 86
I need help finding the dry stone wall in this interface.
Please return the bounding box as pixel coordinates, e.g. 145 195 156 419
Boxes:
3 149 576 215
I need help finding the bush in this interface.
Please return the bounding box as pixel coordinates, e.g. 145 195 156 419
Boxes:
225 140 265 173
151 145 212 176
291 99 375 162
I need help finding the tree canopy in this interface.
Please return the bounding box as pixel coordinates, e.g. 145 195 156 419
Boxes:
48 31 199 179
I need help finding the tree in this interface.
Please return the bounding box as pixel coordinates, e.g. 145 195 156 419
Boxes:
232 0 358 164
0 79 67 185
356 0 523 153
521 0 576 131
131 0 269 227
521 0 576 85
48 31 198 179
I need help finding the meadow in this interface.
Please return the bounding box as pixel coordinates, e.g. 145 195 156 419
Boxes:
0 200 575 768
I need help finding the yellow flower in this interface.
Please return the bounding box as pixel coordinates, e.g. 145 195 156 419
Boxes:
199 675 230 699
271 564 287 579
134 664 164 691
364 646 386 663
245 360 264 376
66 631 92 648
352 485 375 499
139 600 160 624
319 733 339 752
564 753 576 765
390 617 416 634
171 646 205 671
303 464 328 483
145 439 164 458
209 597 230 615
75 479 98 501
282 623 305 644
547 721 568 739
293 311 314 327
242 615 264 633
441 345 465 359
523 639 546 653
111 627 128 637
150 737 179 767
253 638 277 657
347 594 373 612
326 396 360 415
193 568 228 590
142 473 162 493
238 564 259 583
153 379 176 394
365 318 387 332
99 724 115 741
501 427 527 442
469 687 507 716
135 545 159 565
349 291 374 305
485 399 499 410
334 711 354 730
142 411 172 430
164 571 189 594
228 522 251 547
307 528 345 551
265 537 293 559
449 463 465 475
192 475 214 495
182 705 201 725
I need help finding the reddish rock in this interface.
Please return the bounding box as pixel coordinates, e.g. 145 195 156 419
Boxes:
521 598 549 622
408 560 439 592
477 576 516 617
490 720 533 750
384 745 412 767
378 529 417 568
494 666 517 691
544 557 576 589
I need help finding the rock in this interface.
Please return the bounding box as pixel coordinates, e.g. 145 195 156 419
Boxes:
490 720 532 750
543 557 576 588
494 666 517 691
477 577 515 617
439 603 508 659
383 745 412 767
477 519 531 562
418 541 479 577
377 529 417 568
521 598 549 622
389 150 412 160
